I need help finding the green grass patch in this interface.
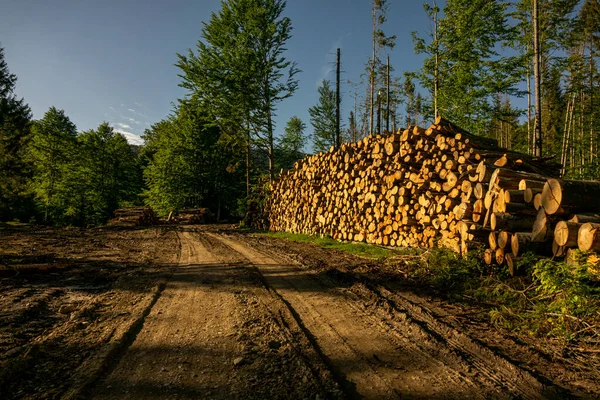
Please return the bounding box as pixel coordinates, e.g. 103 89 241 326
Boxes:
261 231 405 259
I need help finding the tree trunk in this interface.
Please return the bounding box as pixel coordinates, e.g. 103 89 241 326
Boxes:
433 3 439 120
590 38 595 164
532 0 542 157
541 178 600 215
246 126 251 198
527 56 532 155
266 87 275 182
336 48 341 148
386 54 390 133
369 3 376 136
578 222 600 252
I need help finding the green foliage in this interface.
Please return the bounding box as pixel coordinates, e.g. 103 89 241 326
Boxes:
143 100 245 219
71 123 142 226
277 115 307 169
245 177 271 229
176 0 299 180
414 247 486 290
28 107 77 223
532 256 599 312
407 247 600 341
309 80 337 153
0 46 33 221
413 0 524 134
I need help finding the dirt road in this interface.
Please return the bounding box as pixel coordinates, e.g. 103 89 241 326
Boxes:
91 228 560 399
91 230 336 399
3 224 596 399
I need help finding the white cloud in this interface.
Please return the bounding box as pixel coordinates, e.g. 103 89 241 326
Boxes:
127 108 149 119
316 35 346 88
108 103 150 135
114 129 144 146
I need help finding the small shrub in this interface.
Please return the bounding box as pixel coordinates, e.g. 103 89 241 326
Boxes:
420 247 485 291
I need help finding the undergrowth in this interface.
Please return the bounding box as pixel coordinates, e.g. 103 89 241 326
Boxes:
414 248 600 342
261 230 600 342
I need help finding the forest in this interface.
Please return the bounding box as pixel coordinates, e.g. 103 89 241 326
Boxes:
1 0 599 227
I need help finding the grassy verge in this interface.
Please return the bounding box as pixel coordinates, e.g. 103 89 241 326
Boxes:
260 231 411 260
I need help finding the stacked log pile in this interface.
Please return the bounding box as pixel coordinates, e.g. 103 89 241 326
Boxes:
266 116 600 272
112 206 158 226
176 208 213 224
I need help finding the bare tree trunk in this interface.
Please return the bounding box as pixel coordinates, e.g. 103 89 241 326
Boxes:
377 91 381 135
265 87 275 183
527 60 532 155
580 89 585 174
246 124 251 198
569 96 576 171
353 87 358 142
336 48 341 148
433 1 439 119
369 3 376 136
532 0 543 157
561 94 573 175
590 39 595 164
386 54 390 133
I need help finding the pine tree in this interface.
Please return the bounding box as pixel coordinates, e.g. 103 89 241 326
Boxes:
348 111 358 142
413 0 523 134
514 0 580 156
0 46 32 221
309 80 337 153
278 115 307 168
143 100 245 218
28 107 77 223
367 0 396 135
74 123 141 225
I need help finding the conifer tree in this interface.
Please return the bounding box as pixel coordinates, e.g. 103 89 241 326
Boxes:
278 115 307 168
309 80 337 153
0 46 32 220
413 0 523 134
29 107 77 223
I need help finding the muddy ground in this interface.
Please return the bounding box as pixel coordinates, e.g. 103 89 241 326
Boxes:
0 223 599 399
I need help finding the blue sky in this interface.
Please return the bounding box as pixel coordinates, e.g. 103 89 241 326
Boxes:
1 0 438 148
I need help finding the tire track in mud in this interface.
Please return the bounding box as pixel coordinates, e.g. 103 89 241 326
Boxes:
194 231 346 398
90 229 340 400
90 230 244 399
232 231 576 399
206 231 540 400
